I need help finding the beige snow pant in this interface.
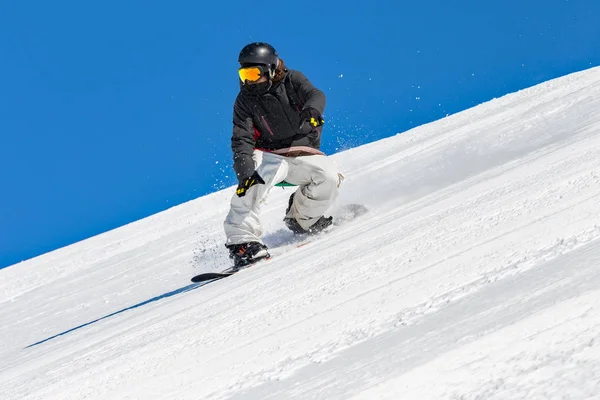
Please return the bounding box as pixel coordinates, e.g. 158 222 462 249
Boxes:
224 150 341 246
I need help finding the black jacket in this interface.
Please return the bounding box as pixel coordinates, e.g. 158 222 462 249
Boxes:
231 70 326 181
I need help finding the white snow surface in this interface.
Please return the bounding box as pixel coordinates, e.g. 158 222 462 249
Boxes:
2 67 600 400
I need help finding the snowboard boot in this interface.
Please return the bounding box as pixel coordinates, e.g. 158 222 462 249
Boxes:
284 192 333 235
226 242 270 267
284 215 333 235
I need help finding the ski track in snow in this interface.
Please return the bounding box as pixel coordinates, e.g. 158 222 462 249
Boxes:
1 67 600 399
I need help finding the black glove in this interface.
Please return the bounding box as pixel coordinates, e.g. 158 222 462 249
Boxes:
299 107 324 130
236 171 265 197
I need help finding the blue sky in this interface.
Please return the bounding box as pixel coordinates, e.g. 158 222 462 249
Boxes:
1 1 599 269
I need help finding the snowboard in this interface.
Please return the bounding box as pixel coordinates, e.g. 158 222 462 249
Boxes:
191 263 262 283
190 203 368 284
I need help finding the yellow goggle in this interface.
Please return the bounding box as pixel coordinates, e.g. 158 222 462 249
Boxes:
238 66 265 83
238 65 270 83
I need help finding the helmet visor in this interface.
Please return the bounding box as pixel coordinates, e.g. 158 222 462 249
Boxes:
238 66 263 83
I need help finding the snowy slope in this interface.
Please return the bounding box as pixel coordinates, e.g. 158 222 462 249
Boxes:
1 67 600 400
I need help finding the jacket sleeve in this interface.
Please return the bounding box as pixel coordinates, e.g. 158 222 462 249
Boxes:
289 70 326 114
231 97 256 181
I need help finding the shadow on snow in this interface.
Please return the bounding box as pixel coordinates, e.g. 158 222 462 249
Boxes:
25 282 210 349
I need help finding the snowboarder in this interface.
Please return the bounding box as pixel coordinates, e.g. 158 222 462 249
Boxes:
224 42 342 267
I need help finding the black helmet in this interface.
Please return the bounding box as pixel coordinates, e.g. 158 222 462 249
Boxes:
238 42 279 69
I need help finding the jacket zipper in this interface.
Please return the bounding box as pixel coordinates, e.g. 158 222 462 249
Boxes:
261 115 275 136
